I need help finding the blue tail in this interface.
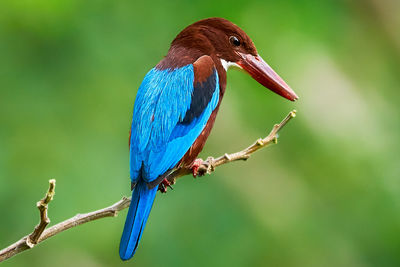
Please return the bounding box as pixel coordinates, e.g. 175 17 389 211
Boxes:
119 180 157 260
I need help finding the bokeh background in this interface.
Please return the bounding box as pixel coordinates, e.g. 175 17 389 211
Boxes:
1 0 399 266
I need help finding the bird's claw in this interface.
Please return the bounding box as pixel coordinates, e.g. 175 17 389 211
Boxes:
191 157 215 177
158 178 173 193
191 158 203 178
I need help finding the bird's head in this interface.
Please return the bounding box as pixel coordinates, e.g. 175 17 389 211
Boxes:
170 17 298 101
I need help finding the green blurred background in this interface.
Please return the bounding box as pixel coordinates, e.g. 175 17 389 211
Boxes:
1 0 399 266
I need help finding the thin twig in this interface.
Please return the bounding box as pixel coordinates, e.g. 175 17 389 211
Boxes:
0 196 131 262
0 110 296 263
164 109 297 182
26 179 56 247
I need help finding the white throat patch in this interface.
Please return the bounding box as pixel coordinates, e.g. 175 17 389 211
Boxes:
220 59 241 71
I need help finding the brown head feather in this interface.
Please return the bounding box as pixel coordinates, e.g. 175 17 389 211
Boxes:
157 18 257 70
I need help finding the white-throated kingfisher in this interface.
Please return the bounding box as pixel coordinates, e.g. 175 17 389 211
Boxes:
120 17 298 260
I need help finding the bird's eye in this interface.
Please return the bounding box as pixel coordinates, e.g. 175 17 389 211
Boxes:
229 36 241 47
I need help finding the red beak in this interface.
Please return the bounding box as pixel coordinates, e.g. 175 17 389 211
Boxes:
237 52 298 101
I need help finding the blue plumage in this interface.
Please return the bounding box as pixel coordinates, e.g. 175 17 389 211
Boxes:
120 63 219 260
119 181 157 260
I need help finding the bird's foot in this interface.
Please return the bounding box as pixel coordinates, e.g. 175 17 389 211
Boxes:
158 178 173 193
191 157 215 177
191 158 203 178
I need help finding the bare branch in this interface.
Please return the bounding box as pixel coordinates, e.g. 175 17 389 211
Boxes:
0 195 131 262
164 109 297 182
0 110 296 263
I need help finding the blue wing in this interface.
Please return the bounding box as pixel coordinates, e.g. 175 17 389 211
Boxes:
130 60 219 183
121 57 218 260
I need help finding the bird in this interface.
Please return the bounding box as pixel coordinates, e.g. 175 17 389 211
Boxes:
119 17 298 261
